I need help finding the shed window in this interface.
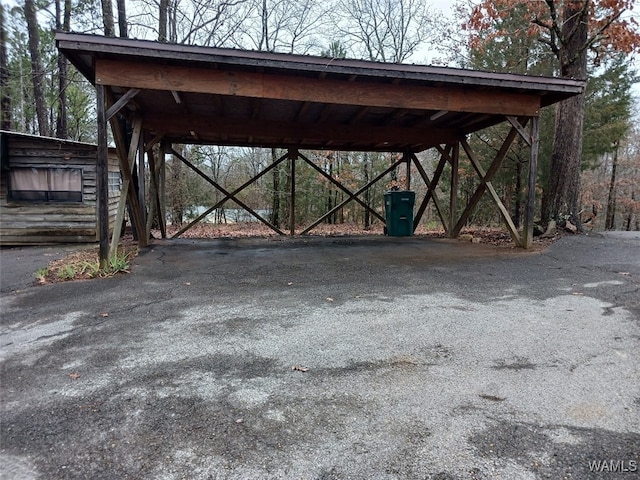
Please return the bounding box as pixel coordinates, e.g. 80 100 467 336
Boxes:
108 171 121 195
9 168 82 203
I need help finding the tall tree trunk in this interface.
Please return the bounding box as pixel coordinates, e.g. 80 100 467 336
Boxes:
605 146 619 230
116 0 127 38
260 0 269 51
626 191 636 231
55 0 71 138
0 4 10 130
169 0 177 43
159 0 169 42
541 1 588 229
101 0 115 37
25 0 49 136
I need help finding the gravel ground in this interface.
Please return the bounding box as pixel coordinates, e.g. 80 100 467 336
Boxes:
0 232 639 479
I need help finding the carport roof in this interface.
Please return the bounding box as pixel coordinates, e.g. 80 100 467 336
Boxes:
57 32 584 152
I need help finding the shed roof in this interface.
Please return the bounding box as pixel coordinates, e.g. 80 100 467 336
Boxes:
57 32 584 152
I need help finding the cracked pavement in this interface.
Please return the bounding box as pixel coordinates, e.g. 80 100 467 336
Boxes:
0 232 639 479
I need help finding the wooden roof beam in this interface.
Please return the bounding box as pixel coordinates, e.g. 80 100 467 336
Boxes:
142 112 459 149
95 59 541 117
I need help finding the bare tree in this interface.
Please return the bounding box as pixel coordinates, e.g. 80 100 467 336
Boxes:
334 0 434 62
159 0 169 42
239 0 327 53
164 0 252 46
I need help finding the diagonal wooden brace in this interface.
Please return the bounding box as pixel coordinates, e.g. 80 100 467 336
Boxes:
459 136 523 246
411 148 449 233
172 151 289 238
171 147 287 236
301 156 405 234
105 88 140 122
297 151 386 224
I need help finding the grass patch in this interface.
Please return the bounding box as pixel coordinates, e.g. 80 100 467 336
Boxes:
35 243 137 285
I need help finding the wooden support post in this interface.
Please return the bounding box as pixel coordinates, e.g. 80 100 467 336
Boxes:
109 115 147 255
449 141 459 236
160 142 167 238
96 84 110 268
105 90 147 250
523 116 539 248
138 134 147 231
146 146 158 238
405 150 411 190
289 149 297 235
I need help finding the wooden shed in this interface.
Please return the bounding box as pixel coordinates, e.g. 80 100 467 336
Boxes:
0 130 120 244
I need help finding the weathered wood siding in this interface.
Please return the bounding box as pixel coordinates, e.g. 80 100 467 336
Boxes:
0 132 120 245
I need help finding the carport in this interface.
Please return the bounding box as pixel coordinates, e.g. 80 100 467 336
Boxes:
56 32 584 265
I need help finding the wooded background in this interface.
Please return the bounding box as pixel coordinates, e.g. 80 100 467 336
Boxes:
1 0 639 233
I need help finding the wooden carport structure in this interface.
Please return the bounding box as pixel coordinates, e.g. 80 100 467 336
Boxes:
56 32 584 265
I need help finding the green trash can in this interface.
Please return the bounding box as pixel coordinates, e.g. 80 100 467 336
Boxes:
384 190 415 236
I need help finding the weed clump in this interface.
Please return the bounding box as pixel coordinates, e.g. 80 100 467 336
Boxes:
35 248 135 284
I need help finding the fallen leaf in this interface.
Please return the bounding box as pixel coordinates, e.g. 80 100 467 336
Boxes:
292 365 309 372
479 393 505 402
326 297 334 302
69 372 81 380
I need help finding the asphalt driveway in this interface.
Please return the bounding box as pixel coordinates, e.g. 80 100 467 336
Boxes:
1 233 639 479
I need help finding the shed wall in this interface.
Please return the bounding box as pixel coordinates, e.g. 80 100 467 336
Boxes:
0 133 120 245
